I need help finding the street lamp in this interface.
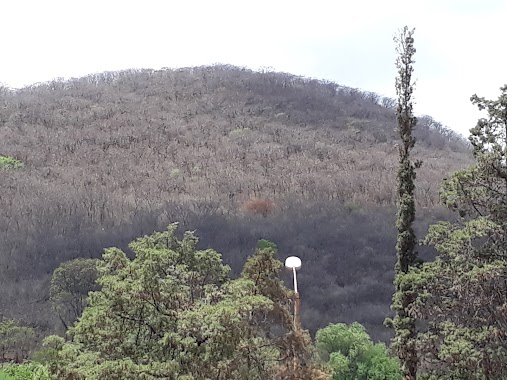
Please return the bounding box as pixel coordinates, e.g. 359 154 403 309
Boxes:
285 256 302 329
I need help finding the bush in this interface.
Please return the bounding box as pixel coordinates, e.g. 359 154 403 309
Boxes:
0 364 51 380
0 370 15 380
316 322 401 380
0 156 23 169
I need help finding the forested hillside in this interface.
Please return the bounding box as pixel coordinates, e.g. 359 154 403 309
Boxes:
0 65 471 341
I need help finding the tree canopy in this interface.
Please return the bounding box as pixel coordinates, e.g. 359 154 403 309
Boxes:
410 86 507 379
316 322 401 380
44 224 323 379
50 258 99 330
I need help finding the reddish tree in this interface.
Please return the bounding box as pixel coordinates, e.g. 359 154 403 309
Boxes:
243 198 275 218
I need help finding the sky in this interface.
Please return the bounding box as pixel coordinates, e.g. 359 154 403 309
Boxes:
1 0 506 136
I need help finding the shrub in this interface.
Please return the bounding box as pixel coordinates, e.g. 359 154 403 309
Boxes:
316 322 401 380
0 156 23 169
0 363 51 380
0 370 15 380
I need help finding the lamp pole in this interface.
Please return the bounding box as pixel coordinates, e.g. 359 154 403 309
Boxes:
285 256 302 330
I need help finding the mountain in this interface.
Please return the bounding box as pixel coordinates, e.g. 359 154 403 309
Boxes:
0 65 471 340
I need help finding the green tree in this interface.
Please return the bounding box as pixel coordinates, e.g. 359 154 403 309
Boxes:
316 322 401 380
386 26 420 380
411 87 507 379
46 224 320 379
0 320 35 362
50 258 99 330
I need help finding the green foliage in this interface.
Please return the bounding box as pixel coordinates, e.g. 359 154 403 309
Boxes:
50 258 99 330
256 239 277 251
0 321 35 362
390 26 419 380
46 224 317 379
412 86 507 379
32 336 65 365
0 371 15 380
0 156 23 170
316 322 401 380
0 363 51 380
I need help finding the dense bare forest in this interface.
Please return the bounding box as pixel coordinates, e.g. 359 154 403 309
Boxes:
0 65 471 343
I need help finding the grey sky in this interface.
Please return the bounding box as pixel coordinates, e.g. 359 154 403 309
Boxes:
1 0 506 136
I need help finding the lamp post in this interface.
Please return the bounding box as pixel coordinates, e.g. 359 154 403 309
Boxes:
284 256 301 330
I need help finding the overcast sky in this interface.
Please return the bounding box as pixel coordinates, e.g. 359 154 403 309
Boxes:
1 0 506 136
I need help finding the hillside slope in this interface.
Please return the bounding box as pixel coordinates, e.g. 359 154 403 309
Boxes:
0 65 471 340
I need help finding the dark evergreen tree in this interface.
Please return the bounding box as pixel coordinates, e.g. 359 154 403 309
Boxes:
386 26 419 380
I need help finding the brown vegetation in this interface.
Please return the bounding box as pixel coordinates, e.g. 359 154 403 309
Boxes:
0 65 471 341
243 198 276 217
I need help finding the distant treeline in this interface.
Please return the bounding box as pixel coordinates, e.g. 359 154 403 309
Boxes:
0 65 470 342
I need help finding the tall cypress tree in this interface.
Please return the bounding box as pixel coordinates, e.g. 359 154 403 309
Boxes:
387 26 419 380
